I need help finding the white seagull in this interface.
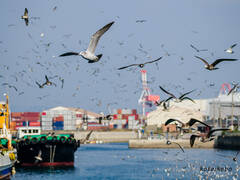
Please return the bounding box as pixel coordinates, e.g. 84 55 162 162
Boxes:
59 21 114 63
225 43 237 54
21 8 29 26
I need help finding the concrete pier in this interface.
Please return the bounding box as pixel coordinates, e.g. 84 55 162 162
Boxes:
214 135 240 150
129 139 214 149
43 130 138 143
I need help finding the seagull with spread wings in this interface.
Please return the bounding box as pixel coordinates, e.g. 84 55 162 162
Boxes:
217 151 239 162
166 140 184 152
165 119 186 127
165 118 212 133
59 21 114 63
159 86 195 103
118 57 163 70
2 83 18 91
187 118 212 129
35 81 44 88
21 8 29 26
195 56 238 70
136 20 147 23
43 75 56 87
36 75 56 88
225 43 237 54
228 83 239 96
190 44 208 52
81 130 94 144
190 126 230 148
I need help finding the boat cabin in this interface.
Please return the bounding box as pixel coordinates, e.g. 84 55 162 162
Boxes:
17 127 41 139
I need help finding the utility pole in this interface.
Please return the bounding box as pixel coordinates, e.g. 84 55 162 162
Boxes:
213 99 216 127
231 91 234 130
218 98 222 128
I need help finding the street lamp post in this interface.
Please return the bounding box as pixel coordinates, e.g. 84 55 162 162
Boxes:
231 91 234 130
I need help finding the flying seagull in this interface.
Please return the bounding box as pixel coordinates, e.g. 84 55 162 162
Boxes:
195 56 238 70
188 118 212 130
43 75 56 87
35 81 44 88
21 8 29 26
217 151 239 162
190 128 230 147
2 83 18 91
81 130 93 144
165 119 186 127
34 150 42 163
59 21 114 63
228 83 239 96
97 114 113 123
118 57 163 70
159 86 195 103
155 99 170 111
166 140 184 152
225 43 237 54
165 118 195 133
165 118 210 131
136 20 147 23
59 77 64 89
36 75 56 88
190 44 208 52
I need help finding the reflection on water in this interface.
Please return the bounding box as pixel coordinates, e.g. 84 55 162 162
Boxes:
12 143 239 180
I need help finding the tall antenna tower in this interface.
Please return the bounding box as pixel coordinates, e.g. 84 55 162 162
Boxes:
138 70 150 116
138 70 160 117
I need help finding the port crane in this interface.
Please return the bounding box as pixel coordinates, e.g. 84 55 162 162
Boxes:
138 70 160 117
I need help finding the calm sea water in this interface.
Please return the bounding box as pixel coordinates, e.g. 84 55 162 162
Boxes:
12 143 239 180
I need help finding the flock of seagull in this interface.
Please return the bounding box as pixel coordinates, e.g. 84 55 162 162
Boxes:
164 117 240 163
165 118 230 146
12 5 240 176
9 9 240 141
9 8 237 103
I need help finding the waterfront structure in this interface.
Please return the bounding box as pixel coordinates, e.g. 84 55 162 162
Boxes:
147 105 203 128
146 85 240 129
138 69 160 117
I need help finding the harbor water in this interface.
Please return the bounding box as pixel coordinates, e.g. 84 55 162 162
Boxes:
12 143 239 180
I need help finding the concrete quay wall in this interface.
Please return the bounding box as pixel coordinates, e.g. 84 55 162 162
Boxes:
214 135 240 150
129 139 214 149
42 130 138 142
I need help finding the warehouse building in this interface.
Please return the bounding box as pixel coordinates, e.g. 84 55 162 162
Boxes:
147 92 240 129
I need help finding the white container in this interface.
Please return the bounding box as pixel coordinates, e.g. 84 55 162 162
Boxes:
41 121 52 126
41 127 53 130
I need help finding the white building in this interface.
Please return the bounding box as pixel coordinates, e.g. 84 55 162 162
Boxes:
147 92 240 128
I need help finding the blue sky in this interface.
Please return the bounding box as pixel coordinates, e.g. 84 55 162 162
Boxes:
0 0 240 114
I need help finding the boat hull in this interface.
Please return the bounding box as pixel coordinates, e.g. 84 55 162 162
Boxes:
17 139 80 167
0 166 11 180
0 156 13 180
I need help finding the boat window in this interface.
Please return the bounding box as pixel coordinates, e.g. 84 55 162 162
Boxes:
28 130 32 133
33 130 38 133
22 130 27 133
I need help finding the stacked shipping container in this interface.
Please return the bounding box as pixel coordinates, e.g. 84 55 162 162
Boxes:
10 107 140 131
111 109 140 129
11 112 40 130
41 111 53 130
87 122 109 131
52 115 64 130
42 107 76 131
